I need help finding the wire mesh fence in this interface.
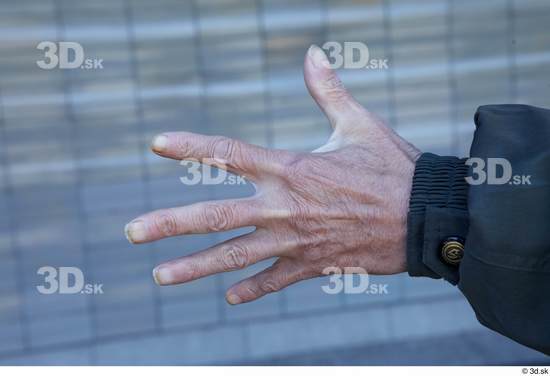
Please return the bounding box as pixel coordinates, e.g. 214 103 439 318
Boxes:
0 0 548 365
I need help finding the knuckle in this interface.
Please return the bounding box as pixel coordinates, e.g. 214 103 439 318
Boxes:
244 283 261 297
174 135 191 157
322 75 349 103
260 278 280 293
302 246 325 262
270 150 293 175
220 243 249 271
154 210 178 236
324 73 342 89
209 136 237 161
284 153 307 176
203 203 232 232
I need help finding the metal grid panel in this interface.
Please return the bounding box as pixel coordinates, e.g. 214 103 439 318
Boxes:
0 0 549 365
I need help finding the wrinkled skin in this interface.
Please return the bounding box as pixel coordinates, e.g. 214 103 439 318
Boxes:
125 45 421 304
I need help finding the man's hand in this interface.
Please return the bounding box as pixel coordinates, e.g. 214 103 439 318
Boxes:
124 45 420 305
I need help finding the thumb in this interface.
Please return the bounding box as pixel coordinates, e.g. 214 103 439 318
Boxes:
304 44 364 130
304 45 419 157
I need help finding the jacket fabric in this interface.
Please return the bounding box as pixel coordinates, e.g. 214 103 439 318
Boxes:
407 104 550 355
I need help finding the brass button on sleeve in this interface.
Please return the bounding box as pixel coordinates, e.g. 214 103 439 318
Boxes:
441 237 465 265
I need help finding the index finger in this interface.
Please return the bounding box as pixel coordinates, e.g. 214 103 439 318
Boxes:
150 131 290 178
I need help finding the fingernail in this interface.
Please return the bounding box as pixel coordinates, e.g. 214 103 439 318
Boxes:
226 294 242 305
151 134 168 153
152 268 161 285
124 220 146 243
152 266 173 285
307 44 330 69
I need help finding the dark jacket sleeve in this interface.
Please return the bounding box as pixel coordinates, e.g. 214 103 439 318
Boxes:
406 104 550 355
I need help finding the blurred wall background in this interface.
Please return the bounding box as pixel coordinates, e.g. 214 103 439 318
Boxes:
0 0 549 365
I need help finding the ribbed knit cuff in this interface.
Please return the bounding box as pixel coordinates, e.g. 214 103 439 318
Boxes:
409 153 469 215
407 153 469 283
